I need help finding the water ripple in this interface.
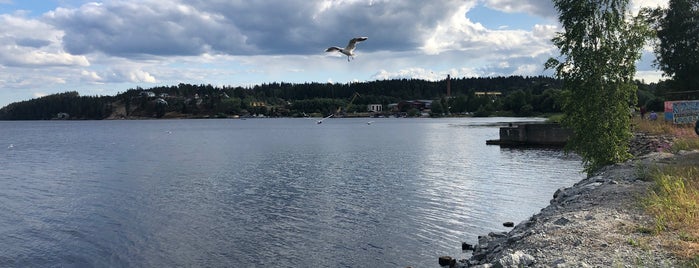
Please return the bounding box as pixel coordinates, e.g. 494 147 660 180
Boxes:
0 118 583 267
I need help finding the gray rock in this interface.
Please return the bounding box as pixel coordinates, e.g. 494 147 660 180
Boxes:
506 232 527 244
462 242 475 251
462 140 689 267
553 217 571 226
497 250 535 267
438 255 455 266
553 187 567 199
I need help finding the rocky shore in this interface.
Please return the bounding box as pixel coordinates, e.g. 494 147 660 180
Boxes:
443 133 694 267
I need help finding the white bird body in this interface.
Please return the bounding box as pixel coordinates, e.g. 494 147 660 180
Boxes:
326 37 368 61
316 113 334 124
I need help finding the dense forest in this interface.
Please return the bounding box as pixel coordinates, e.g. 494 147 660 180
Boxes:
0 75 678 120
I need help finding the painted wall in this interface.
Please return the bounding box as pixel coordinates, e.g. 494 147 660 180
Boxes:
664 100 699 124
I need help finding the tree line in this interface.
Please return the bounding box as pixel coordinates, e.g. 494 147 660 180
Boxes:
0 76 548 119
0 75 678 121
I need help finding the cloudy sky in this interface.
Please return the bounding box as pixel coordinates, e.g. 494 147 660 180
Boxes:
0 0 668 108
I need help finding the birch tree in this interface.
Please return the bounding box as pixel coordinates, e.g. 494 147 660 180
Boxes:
546 0 652 173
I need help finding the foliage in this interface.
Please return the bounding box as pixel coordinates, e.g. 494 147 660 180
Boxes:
646 0 699 96
672 138 699 153
644 167 699 231
430 99 445 116
546 114 565 123
632 117 699 153
0 76 568 120
547 0 653 174
0 91 112 120
642 161 699 260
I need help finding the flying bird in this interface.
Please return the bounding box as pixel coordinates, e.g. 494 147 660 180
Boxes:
325 37 368 61
316 113 334 124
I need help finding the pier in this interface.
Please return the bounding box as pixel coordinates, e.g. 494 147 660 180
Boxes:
486 123 572 147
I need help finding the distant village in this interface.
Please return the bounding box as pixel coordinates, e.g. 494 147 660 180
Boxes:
0 75 677 121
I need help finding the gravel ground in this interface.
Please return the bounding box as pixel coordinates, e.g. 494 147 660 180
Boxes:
446 137 698 267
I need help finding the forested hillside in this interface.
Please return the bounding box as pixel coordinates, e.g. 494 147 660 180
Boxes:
0 76 668 120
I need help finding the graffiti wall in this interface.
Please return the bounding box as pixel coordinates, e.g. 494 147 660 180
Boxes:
664 100 699 124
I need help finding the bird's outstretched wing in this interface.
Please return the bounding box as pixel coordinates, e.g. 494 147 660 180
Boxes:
325 46 342 52
316 113 334 124
345 37 368 51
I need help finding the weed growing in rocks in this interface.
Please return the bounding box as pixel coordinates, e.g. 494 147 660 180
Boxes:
643 162 699 262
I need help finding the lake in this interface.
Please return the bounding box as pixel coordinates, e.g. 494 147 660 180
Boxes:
0 117 584 267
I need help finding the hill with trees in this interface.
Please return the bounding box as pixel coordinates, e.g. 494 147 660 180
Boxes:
0 75 668 120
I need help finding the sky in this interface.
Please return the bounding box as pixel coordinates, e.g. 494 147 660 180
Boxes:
0 0 669 108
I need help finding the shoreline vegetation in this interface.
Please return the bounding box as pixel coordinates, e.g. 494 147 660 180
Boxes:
442 117 699 267
0 76 676 121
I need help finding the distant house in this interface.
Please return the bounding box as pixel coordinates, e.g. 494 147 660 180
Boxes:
250 101 266 107
395 100 432 111
154 98 168 105
475 91 502 97
56 112 69 119
367 104 382 113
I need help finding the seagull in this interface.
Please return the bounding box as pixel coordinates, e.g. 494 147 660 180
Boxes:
317 113 334 124
325 37 368 61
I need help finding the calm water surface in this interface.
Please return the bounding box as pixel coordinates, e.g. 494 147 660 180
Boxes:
0 118 584 267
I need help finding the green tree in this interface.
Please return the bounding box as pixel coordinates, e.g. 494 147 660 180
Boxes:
449 95 468 114
651 0 699 96
504 90 528 115
217 98 242 115
430 99 444 116
546 0 651 173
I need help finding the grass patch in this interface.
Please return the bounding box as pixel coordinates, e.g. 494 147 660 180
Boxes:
633 116 678 136
672 138 699 153
633 115 699 263
643 163 699 260
632 115 697 137
545 113 564 123
632 115 699 153
684 255 699 268
644 167 699 229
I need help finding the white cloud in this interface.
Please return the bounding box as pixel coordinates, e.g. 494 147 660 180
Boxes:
0 0 670 109
80 70 103 83
420 3 482 55
371 67 480 81
0 14 89 67
0 48 89 66
33 92 48 98
0 69 67 91
483 0 557 18
127 70 157 83
635 70 666 83
45 1 254 57
630 0 668 13
92 67 158 83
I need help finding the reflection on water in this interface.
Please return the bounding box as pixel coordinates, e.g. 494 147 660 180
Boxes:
0 118 583 267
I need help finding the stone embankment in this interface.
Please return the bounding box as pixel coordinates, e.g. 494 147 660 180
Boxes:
444 133 693 267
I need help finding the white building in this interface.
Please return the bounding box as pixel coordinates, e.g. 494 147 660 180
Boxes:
367 104 382 113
